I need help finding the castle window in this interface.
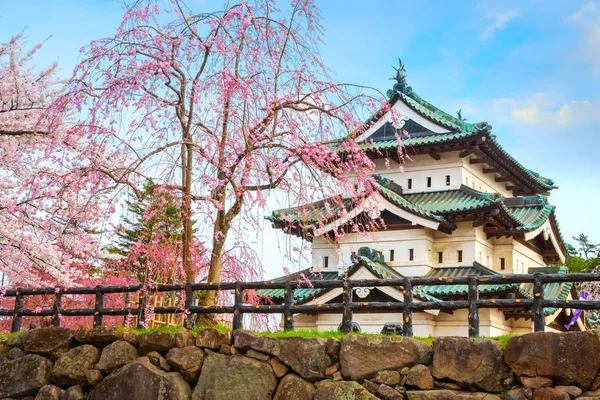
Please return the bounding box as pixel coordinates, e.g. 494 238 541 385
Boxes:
466 177 469 185
409 248 414 261
323 256 329 269
407 178 412 189
446 175 451 186
438 252 443 263
389 249 395 262
458 250 463 262
500 258 506 270
427 177 432 187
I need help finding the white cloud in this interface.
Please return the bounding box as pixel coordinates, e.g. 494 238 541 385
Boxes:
480 10 519 40
512 104 539 123
566 2 600 73
491 93 600 132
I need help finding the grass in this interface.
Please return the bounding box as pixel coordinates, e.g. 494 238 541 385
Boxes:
0 324 515 348
0 332 22 341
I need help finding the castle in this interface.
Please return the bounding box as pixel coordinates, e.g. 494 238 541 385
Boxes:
260 62 579 336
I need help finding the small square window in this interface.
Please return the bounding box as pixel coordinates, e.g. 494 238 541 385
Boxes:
390 249 395 262
446 175 451 186
323 256 329 268
500 258 506 270
458 250 463 262
407 178 412 189
427 177 432 188
438 252 443 263
409 249 414 261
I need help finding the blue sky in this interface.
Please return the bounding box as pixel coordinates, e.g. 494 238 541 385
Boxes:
1 1 599 274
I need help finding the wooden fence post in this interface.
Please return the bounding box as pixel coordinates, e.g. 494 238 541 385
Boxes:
53 288 62 327
137 289 147 329
93 287 104 328
403 277 413 337
468 277 479 337
184 283 194 329
283 282 295 331
533 273 545 332
233 282 243 331
11 288 24 333
341 281 353 333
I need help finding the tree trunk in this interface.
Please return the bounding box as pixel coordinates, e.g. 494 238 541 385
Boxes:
197 208 229 325
182 141 194 283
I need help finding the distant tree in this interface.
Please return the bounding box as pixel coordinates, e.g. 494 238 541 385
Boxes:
0 34 107 285
106 182 203 284
572 233 599 259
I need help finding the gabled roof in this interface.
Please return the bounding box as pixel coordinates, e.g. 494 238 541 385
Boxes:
344 78 558 195
269 176 558 236
266 175 455 237
257 247 439 304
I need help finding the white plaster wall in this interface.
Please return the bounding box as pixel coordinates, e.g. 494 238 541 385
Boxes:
513 241 546 274
461 159 512 197
373 153 464 194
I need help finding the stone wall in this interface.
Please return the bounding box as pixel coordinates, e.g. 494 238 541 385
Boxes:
0 327 599 400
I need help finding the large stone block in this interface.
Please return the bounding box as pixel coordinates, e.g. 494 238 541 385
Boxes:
165 346 205 382
22 327 73 361
193 351 277 400
0 354 53 398
273 373 315 400
504 331 600 389
234 330 338 381
73 327 123 347
95 340 138 374
339 333 432 380
313 380 378 400
52 344 100 386
88 357 191 400
139 331 177 354
433 337 513 392
195 328 232 349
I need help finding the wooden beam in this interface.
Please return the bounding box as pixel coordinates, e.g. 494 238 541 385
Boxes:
459 147 477 158
506 185 515 190
469 158 486 164
495 177 511 183
483 168 497 174
428 151 441 161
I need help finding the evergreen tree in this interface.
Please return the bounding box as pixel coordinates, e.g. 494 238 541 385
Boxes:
106 183 190 284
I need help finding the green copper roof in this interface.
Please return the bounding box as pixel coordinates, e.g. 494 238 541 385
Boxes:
420 263 531 299
506 266 574 317
269 176 556 237
402 186 500 214
267 175 455 232
257 247 439 304
393 88 483 133
505 197 556 234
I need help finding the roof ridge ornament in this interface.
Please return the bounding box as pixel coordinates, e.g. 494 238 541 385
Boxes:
387 58 411 98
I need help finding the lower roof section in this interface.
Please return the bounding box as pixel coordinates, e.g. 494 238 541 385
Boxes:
257 247 575 325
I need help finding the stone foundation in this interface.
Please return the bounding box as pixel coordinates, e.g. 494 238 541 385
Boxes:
0 327 598 399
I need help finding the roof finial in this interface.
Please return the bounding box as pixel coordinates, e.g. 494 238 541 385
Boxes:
457 109 468 122
387 58 410 98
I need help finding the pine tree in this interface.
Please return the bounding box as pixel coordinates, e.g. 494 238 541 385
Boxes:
107 182 190 284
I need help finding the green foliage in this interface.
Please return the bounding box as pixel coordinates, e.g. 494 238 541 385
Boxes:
572 233 599 259
124 325 184 334
192 324 232 334
566 255 600 273
105 182 190 283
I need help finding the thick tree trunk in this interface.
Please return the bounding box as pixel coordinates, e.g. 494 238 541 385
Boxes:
197 208 229 325
181 141 194 283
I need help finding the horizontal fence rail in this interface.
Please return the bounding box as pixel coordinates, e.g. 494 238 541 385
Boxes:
0 272 599 335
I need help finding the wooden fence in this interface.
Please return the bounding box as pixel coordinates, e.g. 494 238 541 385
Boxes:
2 272 600 336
